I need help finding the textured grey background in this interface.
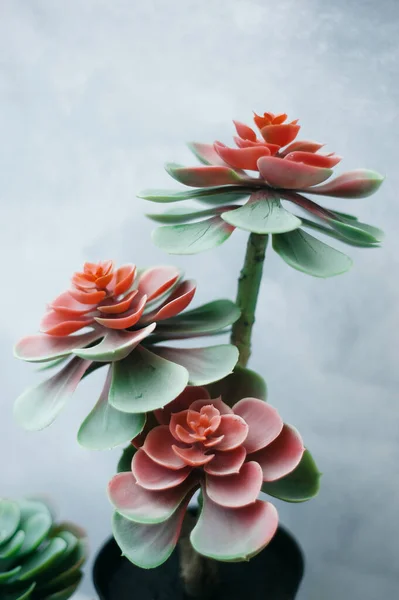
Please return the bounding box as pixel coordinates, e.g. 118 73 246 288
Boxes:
1 1 398 598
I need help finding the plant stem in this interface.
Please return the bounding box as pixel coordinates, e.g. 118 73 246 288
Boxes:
230 233 268 368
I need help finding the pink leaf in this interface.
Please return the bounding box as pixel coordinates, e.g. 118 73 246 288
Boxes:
251 425 305 482
190 490 278 561
148 280 196 322
260 124 300 147
155 386 210 425
215 414 249 451
214 142 271 171
94 294 147 329
257 156 332 189
108 472 197 523
233 398 283 454
188 142 231 166
204 446 246 476
233 121 257 142
206 461 263 508
40 311 94 336
132 448 191 490
143 426 187 470
166 164 242 187
14 330 102 363
302 169 384 198
138 266 180 301
172 445 214 466
280 140 325 155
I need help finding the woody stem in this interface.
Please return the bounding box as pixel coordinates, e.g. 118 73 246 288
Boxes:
230 232 268 368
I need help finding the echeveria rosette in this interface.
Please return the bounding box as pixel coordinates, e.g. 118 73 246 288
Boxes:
108 386 320 567
142 111 384 278
13 261 240 449
0 497 87 600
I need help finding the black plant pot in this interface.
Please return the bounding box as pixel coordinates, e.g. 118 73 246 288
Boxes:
93 524 304 600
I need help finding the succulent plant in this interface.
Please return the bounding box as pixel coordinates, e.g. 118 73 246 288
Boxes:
0 497 87 600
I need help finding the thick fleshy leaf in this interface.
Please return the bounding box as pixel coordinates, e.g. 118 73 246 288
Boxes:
259 124 300 147
262 450 321 502
301 217 383 248
2 583 36 600
258 156 332 189
40 310 94 336
108 472 197 524
156 299 240 337
253 425 304 482
187 142 231 166
0 566 22 582
165 163 242 187
206 462 263 508
152 345 239 386
77 368 146 450
0 530 25 558
143 426 186 469
214 142 271 171
17 537 67 581
280 140 325 155
216 414 249 451
328 218 384 245
285 151 341 168
41 581 81 600
204 446 246 476
73 324 155 362
146 205 229 224
152 216 235 255
272 229 352 277
94 294 147 329
149 280 196 322
14 358 91 431
190 491 278 561
206 365 267 407
112 498 189 569
221 192 301 234
14 330 101 363
117 444 136 473
233 398 283 454
233 120 257 141
18 511 53 556
155 386 211 425
0 499 20 544
137 266 180 301
303 169 384 198
109 346 188 413
172 445 214 466
132 449 191 490
138 185 252 204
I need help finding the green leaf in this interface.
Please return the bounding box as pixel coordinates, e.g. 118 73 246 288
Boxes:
222 194 302 234
16 537 67 581
73 325 155 362
16 511 52 558
139 186 252 204
2 583 36 600
206 365 267 406
155 299 240 338
301 218 380 248
112 500 188 569
329 218 384 245
0 565 22 582
147 205 239 225
0 530 25 558
41 579 81 600
152 345 239 386
117 444 137 473
78 369 146 450
262 450 321 502
272 229 352 277
109 346 188 413
152 217 234 255
0 500 20 545
18 499 52 522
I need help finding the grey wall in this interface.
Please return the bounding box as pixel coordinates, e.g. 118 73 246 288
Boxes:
1 1 398 598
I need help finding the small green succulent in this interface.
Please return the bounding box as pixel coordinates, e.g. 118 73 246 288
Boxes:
0 497 87 600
